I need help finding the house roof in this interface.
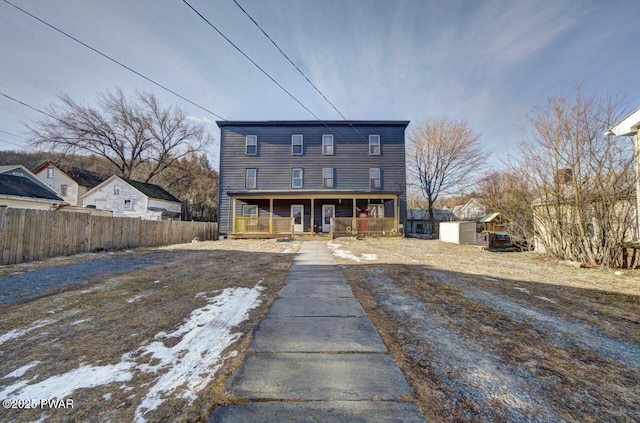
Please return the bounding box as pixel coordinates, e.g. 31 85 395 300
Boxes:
607 106 640 136
0 173 64 201
407 209 456 221
32 161 108 188
217 120 410 128
479 212 510 223
121 178 181 203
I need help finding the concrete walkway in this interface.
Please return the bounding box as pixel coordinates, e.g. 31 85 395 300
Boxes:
209 241 425 422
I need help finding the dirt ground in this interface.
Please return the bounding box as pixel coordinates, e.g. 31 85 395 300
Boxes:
0 239 298 423
327 237 640 423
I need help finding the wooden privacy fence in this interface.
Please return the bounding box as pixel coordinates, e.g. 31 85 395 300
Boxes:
0 206 218 265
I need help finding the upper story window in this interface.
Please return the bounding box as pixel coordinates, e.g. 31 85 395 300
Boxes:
46 167 54 179
292 168 303 188
292 134 303 155
245 168 257 189
369 135 380 155
113 185 120 195
322 134 334 155
60 184 68 196
124 199 132 209
370 168 381 188
323 168 334 188
246 135 257 155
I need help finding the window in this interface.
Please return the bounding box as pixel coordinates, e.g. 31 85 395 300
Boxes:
46 167 54 179
245 168 257 189
124 199 132 209
60 184 68 196
323 168 334 188
292 134 303 155
246 135 257 155
113 185 120 195
369 135 380 155
322 134 334 155
370 168 381 188
242 205 258 217
292 168 303 188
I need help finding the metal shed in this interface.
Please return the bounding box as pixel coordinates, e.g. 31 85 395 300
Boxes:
439 221 476 244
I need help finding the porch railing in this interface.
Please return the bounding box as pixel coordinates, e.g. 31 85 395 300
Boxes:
331 217 397 236
234 217 294 234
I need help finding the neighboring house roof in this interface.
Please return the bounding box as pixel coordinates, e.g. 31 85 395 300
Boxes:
479 212 511 223
607 106 640 136
81 175 181 203
122 178 181 203
217 120 410 128
32 161 108 188
407 209 456 221
0 173 64 201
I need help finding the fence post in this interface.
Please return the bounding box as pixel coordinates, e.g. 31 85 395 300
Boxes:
0 206 7 265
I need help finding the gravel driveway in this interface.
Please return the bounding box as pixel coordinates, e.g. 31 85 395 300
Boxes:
0 250 177 305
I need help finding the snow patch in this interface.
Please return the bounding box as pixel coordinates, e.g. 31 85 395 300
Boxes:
514 287 530 294
482 276 499 281
535 296 557 303
3 361 40 379
126 295 144 303
327 242 376 262
70 318 91 326
0 284 264 423
0 319 55 346
362 254 378 261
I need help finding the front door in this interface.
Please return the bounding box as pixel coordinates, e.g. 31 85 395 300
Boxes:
291 204 304 233
322 204 335 233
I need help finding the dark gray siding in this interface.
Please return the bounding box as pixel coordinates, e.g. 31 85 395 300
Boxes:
218 122 408 234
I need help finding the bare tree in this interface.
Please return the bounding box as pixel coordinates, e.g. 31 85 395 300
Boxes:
477 170 535 244
407 117 487 235
518 87 635 266
28 89 212 182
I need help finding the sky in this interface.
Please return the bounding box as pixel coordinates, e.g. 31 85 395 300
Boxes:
1 0 639 169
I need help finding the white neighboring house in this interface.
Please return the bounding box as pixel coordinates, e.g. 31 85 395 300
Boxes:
451 198 487 221
0 165 67 210
81 175 182 220
33 161 107 207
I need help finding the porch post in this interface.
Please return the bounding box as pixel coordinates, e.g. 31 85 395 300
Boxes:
231 197 236 234
352 197 357 232
269 198 274 234
395 195 400 231
311 198 315 235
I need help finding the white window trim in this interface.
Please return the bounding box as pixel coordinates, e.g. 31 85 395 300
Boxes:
292 134 303 155
242 204 258 217
370 168 381 188
113 185 120 195
246 135 257 155
124 199 132 209
369 135 381 155
292 168 303 188
322 134 334 155
323 167 334 188
245 168 257 189
46 167 54 179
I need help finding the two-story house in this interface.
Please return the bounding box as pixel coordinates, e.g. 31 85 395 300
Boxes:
217 120 409 238
33 161 107 206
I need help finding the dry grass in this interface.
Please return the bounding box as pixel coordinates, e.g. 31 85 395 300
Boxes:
329 237 640 422
0 239 298 422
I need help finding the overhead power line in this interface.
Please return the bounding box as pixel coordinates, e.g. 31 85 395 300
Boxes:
0 129 27 140
3 0 226 121
232 0 367 140
0 92 56 120
0 138 24 148
182 0 353 143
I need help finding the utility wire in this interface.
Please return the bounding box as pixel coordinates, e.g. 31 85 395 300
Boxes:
182 0 352 143
1 92 57 120
0 137 24 148
232 0 368 140
3 0 227 121
0 129 27 140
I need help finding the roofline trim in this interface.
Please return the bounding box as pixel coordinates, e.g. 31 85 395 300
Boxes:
217 120 410 128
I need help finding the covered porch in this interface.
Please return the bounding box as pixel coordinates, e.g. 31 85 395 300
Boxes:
228 193 401 239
